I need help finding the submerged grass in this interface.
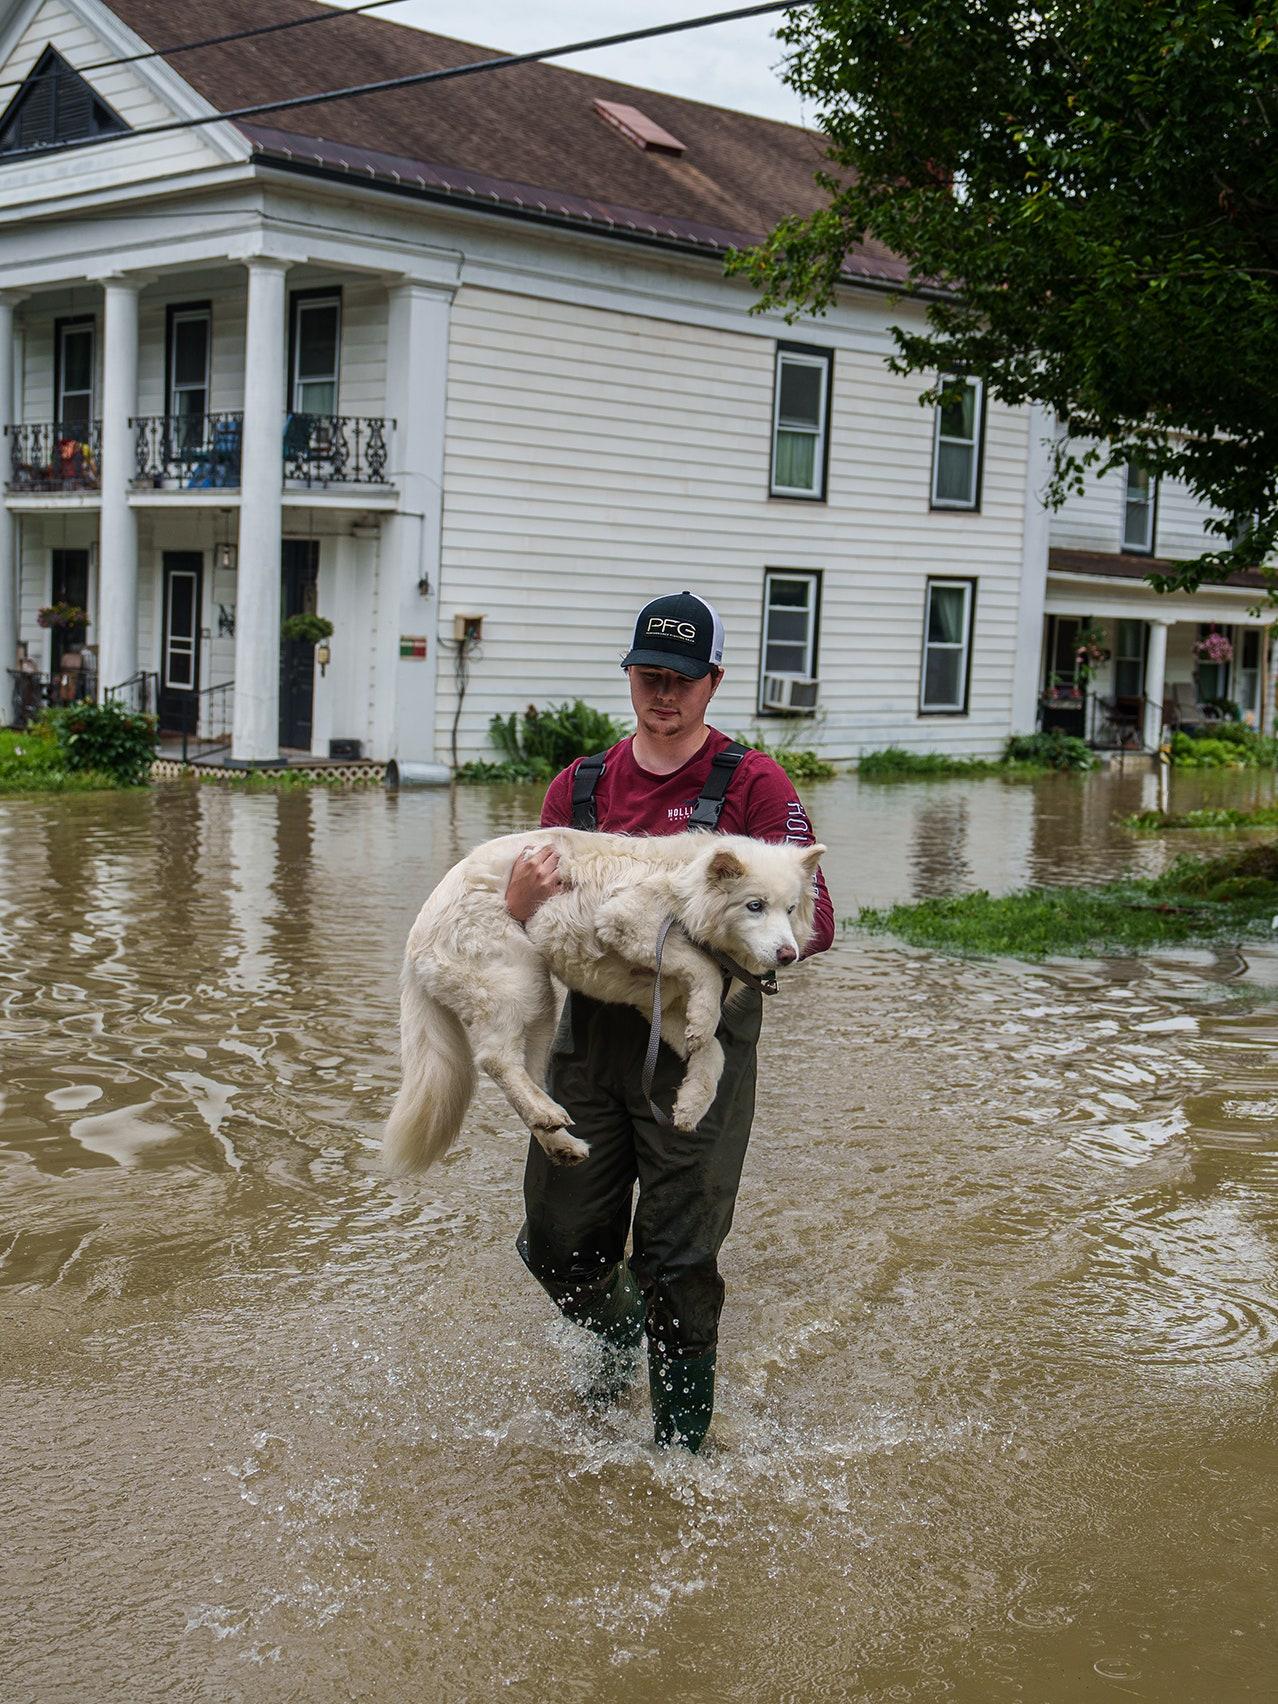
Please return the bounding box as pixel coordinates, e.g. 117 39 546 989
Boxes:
1124 805 1278 832
854 846 1278 959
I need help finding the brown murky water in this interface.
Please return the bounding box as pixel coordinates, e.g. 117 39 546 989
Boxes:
3 769 1277 1702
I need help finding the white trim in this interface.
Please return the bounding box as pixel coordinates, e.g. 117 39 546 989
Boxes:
770 347 829 498
920 578 974 712
930 376 983 509
758 568 819 713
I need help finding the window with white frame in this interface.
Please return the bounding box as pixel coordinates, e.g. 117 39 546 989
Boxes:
930 376 983 509
1114 620 1145 699
920 579 975 712
291 294 341 415
1122 463 1156 552
770 346 831 498
1236 628 1262 720
56 320 95 428
759 570 820 712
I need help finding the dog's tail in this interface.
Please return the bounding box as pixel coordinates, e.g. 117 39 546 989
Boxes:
382 969 476 1176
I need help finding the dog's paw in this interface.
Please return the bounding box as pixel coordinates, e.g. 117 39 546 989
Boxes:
684 1019 714 1054
671 1088 714 1132
535 1125 591 1166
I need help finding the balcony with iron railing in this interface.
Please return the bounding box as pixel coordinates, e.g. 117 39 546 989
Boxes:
126 412 394 491
5 421 102 493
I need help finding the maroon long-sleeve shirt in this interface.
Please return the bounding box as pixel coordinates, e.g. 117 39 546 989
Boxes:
541 729 835 957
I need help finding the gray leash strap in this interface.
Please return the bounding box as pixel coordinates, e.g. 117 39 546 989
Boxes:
641 916 781 1131
643 915 678 1129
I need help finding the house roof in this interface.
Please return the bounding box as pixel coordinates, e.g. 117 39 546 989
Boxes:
102 0 905 283
1048 547 1270 593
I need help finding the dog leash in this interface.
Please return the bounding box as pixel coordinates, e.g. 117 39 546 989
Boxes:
642 916 779 1131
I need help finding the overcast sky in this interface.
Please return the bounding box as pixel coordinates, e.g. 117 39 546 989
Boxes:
372 2 812 127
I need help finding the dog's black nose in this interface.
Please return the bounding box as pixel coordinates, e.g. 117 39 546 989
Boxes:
776 946 797 965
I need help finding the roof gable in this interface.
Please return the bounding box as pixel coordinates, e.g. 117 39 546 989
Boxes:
0 41 127 153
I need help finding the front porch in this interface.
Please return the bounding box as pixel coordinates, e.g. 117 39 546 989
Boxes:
1042 554 1273 753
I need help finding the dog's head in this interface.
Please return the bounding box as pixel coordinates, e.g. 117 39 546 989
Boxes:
674 836 827 976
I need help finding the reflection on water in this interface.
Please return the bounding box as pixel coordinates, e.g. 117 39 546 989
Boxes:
2 770 1276 1700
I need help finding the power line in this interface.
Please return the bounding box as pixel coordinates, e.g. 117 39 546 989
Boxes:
0 2 812 166
0 0 413 101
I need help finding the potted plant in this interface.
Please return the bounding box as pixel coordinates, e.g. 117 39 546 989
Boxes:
37 602 90 633
1192 627 1233 664
280 613 334 677
1072 623 1110 688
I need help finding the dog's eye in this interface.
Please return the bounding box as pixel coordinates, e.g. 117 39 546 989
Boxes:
745 899 765 913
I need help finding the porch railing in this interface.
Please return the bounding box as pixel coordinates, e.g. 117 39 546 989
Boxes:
105 670 160 716
131 413 243 490
8 664 95 727
5 421 102 493
181 679 234 763
282 414 392 486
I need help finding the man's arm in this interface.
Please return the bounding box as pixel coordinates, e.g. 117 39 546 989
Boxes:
737 760 835 956
504 762 575 923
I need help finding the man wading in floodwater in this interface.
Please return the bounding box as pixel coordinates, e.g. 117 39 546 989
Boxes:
506 592 834 1452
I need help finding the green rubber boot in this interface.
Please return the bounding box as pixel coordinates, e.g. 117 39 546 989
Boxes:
579 1266 645 1410
649 1346 717 1453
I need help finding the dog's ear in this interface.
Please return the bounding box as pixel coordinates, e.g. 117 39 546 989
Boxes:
707 848 745 883
799 843 827 874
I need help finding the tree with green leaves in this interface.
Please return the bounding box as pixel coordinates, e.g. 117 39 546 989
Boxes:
732 0 1278 593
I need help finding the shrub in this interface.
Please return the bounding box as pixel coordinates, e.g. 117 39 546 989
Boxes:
466 700 630 782
735 736 837 780
43 702 157 786
280 613 334 645
1001 730 1098 771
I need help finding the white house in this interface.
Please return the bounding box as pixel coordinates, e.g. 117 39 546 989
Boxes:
0 0 1263 769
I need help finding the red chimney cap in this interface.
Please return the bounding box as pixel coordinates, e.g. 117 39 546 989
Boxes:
592 99 686 156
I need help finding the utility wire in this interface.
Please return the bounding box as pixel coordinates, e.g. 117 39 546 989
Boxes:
0 2 811 166
0 0 413 100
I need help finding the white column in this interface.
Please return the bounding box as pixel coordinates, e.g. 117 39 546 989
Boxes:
232 257 290 764
1144 618 1171 750
373 278 454 765
0 292 21 721
97 276 144 695
1011 403 1055 732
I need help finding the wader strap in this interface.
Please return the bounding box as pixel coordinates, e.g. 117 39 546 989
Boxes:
571 752 607 831
685 742 747 833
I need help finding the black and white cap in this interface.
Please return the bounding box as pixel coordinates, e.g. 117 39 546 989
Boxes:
621 591 725 680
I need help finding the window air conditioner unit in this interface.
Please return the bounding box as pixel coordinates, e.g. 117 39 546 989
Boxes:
761 673 819 714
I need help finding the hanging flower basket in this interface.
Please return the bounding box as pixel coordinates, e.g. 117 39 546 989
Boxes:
37 602 90 630
1192 628 1233 664
280 613 334 646
1072 622 1110 687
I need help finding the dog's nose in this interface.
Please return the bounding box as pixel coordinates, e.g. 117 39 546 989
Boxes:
776 946 798 965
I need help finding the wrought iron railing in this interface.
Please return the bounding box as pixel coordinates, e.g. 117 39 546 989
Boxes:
105 670 160 716
131 413 243 489
180 679 234 762
282 414 392 486
5 421 102 492
8 664 95 727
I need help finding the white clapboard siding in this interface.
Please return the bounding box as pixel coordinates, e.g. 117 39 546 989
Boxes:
0 0 231 204
1051 453 1230 559
437 287 1030 762
337 282 388 419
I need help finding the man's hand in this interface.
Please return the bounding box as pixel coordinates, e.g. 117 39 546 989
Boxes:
505 845 563 924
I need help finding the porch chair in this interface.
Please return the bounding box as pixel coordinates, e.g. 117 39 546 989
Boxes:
1168 680 1223 731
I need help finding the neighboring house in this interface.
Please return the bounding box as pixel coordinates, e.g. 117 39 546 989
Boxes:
1042 455 1274 749
0 0 1056 765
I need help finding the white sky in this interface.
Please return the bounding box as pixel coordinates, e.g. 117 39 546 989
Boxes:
364 2 811 127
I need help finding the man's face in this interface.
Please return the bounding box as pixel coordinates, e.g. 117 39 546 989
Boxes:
627 665 722 741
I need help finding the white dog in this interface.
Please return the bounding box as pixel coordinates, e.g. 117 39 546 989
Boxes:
383 828 825 1175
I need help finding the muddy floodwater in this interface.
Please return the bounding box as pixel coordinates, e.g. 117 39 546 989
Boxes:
3 767 1277 1701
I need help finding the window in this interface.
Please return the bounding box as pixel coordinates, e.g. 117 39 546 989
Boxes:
0 46 127 155
1114 620 1145 699
1195 623 1233 705
920 579 975 713
1122 463 1157 553
290 294 341 415
770 346 831 498
56 319 95 428
1236 628 1262 721
758 570 820 713
930 377 984 509
167 306 211 454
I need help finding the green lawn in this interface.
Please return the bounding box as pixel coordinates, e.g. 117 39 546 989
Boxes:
0 725 118 794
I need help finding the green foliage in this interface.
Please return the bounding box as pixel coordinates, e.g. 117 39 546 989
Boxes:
1002 730 1099 771
734 736 837 780
1125 805 1278 832
730 0 1278 594
43 703 156 786
0 723 113 793
857 732 1096 779
280 613 334 645
474 700 629 782
37 602 90 630
855 846 1278 959
1168 725 1278 768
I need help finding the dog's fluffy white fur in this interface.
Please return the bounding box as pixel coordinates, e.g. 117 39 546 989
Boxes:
383 828 825 1175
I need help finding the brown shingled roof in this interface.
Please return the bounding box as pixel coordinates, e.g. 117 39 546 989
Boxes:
102 0 904 280
1049 547 1269 592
